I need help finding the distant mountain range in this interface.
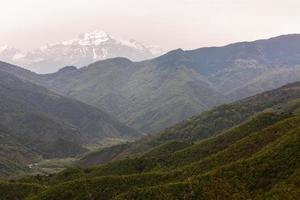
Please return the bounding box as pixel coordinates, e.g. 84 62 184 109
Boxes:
0 30 165 73
1 34 300 134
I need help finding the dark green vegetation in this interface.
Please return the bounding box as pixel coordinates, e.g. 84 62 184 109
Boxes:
2 35 300 133
0 181 44 200
79 81 300 167
0 66 141 178
1 82 299 199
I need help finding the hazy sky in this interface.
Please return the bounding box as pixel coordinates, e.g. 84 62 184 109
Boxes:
1 0 300 51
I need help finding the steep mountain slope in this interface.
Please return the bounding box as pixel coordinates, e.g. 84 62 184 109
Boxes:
185 34 300 99
38 57 225 133
0 127 38 178
0 30 164 73
0 66 141 178
6 82 300 200
0 71 86 158
0 69 140 142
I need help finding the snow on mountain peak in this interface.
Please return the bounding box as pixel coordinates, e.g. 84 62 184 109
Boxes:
62 30 110 46
80 30 109 40
113 38 146 51
0 45 24 60
0 45 17 54
0 45 8 53
0 30 165 73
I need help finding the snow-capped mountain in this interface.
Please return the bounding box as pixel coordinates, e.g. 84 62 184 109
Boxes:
0 45 25 61
0 30 165 73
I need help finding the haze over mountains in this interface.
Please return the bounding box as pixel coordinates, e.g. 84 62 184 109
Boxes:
4 34 298 133
1 0 300 198
0 30 164 73
0 34 300 169
0 32 300 199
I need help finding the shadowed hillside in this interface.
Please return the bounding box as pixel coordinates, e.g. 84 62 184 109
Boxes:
0 68 141 178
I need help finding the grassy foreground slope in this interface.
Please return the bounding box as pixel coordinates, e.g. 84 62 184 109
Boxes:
0 181 44 200
24 101 300 200
78 81 300 167
1 82 300 200
117 126 300 200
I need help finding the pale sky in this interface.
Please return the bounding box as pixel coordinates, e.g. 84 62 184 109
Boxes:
1 0 300 51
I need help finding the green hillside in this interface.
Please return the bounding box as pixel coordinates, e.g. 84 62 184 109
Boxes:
0 82 298 199
0 181 44 200
78 81 300 167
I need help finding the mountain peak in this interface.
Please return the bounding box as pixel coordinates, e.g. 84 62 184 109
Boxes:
0 45 9 53
0 45 24 60
61 30 110 46
80 30 110 39
154 48 185 64
0 45 18 53
0 30 165 73
57 66 77 73
77 30 110 46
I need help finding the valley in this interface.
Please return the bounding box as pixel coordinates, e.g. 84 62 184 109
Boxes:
0 81 299 199
1 1 300 199
0 34 299 200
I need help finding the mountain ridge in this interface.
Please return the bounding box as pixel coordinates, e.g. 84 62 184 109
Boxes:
1 34 300 134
